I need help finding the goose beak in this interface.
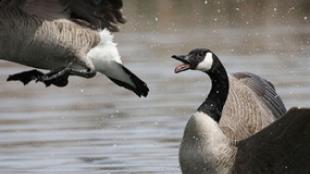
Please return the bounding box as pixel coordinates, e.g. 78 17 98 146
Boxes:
172 55 191 73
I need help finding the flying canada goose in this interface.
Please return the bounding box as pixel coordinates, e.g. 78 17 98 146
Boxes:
172 48 310 174
0 0 149 97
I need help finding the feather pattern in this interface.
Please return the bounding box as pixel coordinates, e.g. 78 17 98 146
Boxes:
0 6 100 69
0 0 126 31
220 73 286 141
233 72 286 118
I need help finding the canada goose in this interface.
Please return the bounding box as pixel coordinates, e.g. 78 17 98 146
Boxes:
172 48 310 174
0 0 149 97
174 49 286 141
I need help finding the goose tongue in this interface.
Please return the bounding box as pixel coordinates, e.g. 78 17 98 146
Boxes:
172 55 191 73
175 64 190 73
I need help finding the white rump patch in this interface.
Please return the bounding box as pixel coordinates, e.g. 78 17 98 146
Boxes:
98 29 115 47
87 29 134 86
87 29 122 65
196 52 213 71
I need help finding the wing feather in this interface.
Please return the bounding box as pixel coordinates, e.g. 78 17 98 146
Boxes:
60 0 126 31
0 0 126 31
233 72 286 119
220 72 286 141
233 108 310 173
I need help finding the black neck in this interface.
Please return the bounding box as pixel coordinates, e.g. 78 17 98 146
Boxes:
197 55 229 122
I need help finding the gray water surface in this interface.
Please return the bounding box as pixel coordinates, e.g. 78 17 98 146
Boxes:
0 1 310 174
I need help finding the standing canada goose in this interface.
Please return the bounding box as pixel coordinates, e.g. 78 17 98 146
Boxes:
174 48 286 141
172 48 310 174
0 0 149 97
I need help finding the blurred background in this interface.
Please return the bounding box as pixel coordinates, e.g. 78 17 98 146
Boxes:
0 0 309 174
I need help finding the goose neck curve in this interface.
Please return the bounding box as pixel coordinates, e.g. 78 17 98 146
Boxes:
197 56 229 122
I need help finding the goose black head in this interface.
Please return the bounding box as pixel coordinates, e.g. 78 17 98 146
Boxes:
172 48 215 73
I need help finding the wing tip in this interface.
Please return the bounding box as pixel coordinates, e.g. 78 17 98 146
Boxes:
106 63 149 98
133 79 149 98
108 76 149 98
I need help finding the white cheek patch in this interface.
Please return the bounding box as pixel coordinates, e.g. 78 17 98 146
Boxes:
196 52 213 71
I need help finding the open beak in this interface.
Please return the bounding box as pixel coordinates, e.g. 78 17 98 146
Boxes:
172 55 191 73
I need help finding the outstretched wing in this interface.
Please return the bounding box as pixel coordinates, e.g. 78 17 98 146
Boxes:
233 72 286 119
233 108 310 174
0 0 126 32
61 0 126 31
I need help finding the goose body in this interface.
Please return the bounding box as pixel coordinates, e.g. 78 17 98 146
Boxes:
173 49 310 174
0 8 99 70
0 0 149 97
